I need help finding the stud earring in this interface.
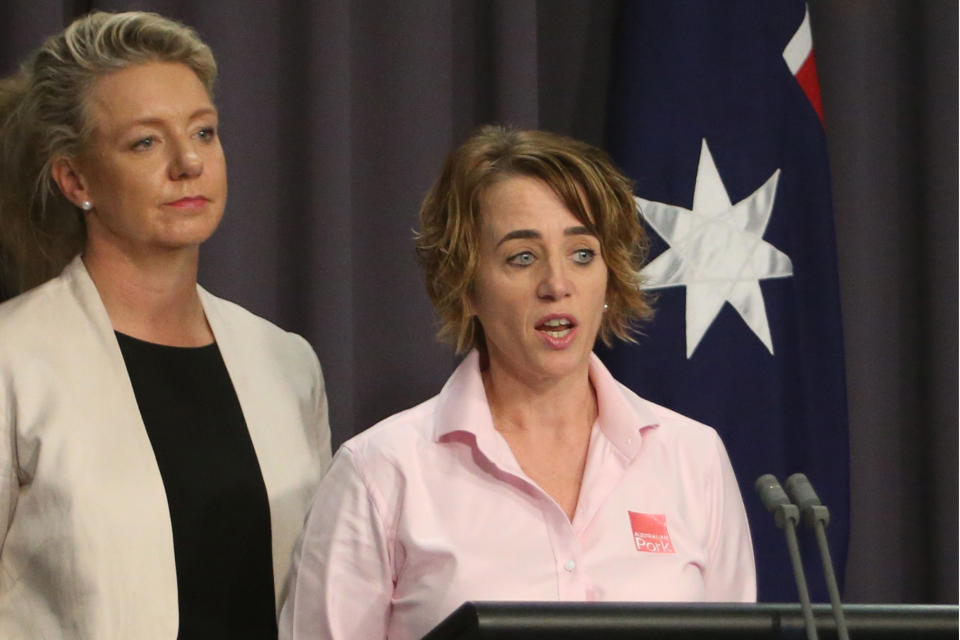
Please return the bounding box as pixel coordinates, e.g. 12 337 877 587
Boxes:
603 303 609 312
81 201 93 211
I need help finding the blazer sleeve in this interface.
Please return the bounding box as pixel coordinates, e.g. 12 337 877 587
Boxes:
0 381 15 550
279 446 394 639
303 334 332 473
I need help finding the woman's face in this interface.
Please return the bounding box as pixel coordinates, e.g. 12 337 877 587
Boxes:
74 61 226 258
470 175 608 386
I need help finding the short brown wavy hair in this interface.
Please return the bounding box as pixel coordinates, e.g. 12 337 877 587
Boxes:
416 125 653 353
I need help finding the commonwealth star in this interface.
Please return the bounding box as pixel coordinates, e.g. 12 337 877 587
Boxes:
637 139 793 358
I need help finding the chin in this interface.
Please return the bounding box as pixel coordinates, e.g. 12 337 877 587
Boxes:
534 348 591 378
161 217 223 248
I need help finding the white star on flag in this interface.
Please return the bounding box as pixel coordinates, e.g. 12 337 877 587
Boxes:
637 139 793 358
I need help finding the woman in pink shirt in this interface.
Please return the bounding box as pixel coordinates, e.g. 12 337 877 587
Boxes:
281 126 756 640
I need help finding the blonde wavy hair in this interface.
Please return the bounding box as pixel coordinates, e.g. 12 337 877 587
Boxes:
0 11 216 294
416 125 654 353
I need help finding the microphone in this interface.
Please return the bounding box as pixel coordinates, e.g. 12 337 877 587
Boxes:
786 473 850 640
755 474 818 640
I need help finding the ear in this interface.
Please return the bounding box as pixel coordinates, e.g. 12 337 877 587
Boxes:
50 156 92 210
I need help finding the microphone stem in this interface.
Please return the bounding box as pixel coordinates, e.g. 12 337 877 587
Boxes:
813 521 849 640
783 519 819 640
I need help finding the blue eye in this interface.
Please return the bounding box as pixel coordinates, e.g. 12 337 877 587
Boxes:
508 251 535 266
197 127 217 142
572 248 596 264
131 136 154 150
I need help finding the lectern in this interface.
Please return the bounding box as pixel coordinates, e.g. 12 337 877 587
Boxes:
423 601 959 639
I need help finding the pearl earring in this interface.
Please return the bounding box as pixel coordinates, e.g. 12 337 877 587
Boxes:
81 201 93 211
603 303 609 312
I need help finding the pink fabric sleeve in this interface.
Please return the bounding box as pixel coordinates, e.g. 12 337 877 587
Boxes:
279 447 394 640
702 433 757 602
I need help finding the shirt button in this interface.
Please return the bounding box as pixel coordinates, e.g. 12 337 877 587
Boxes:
563 560 576 572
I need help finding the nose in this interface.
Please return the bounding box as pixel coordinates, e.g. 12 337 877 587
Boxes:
169 140 203 179
536 257 573 301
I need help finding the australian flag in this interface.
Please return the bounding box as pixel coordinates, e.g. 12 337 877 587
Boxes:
599 1 848 602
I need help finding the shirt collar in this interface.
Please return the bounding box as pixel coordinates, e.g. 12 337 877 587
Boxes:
434 350 659 460
588 352 659 459
434 350 496 439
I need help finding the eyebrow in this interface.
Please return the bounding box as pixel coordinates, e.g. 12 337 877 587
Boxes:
495 225 594 247
115 107 218 133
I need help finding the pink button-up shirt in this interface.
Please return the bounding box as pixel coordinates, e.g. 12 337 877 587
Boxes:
280 351 755 640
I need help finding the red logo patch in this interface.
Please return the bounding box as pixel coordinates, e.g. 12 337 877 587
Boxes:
628 511 675 554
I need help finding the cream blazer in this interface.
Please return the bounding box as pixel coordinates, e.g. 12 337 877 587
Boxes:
0 256 332 639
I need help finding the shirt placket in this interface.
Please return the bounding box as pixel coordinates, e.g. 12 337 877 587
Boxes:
471 427 598 601
538 495 593 600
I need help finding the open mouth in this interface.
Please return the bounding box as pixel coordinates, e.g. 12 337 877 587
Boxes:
536 317 575 339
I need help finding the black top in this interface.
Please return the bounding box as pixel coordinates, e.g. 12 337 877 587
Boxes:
116 332 278 639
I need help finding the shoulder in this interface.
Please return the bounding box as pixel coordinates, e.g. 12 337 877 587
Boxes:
590 352 724 457
0 269 89 364
199 287 319 371
333 355 482 491
344 396 438 458
316 396 439 535
336 394 440 482
200 288 303 343
0 270 73 332
618 382 726 456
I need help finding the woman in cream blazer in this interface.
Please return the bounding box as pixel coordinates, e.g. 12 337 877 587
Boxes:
0 257 331 638
0 11 331 638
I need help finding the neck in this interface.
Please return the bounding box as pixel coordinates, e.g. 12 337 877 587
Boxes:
482 354 597 440
82 242 212 347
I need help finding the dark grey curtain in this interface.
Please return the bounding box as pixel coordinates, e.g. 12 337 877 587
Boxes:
809 0 958 605
2 0 955 605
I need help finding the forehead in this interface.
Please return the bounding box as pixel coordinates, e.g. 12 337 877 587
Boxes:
478 175 584 236
87 62 213 131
